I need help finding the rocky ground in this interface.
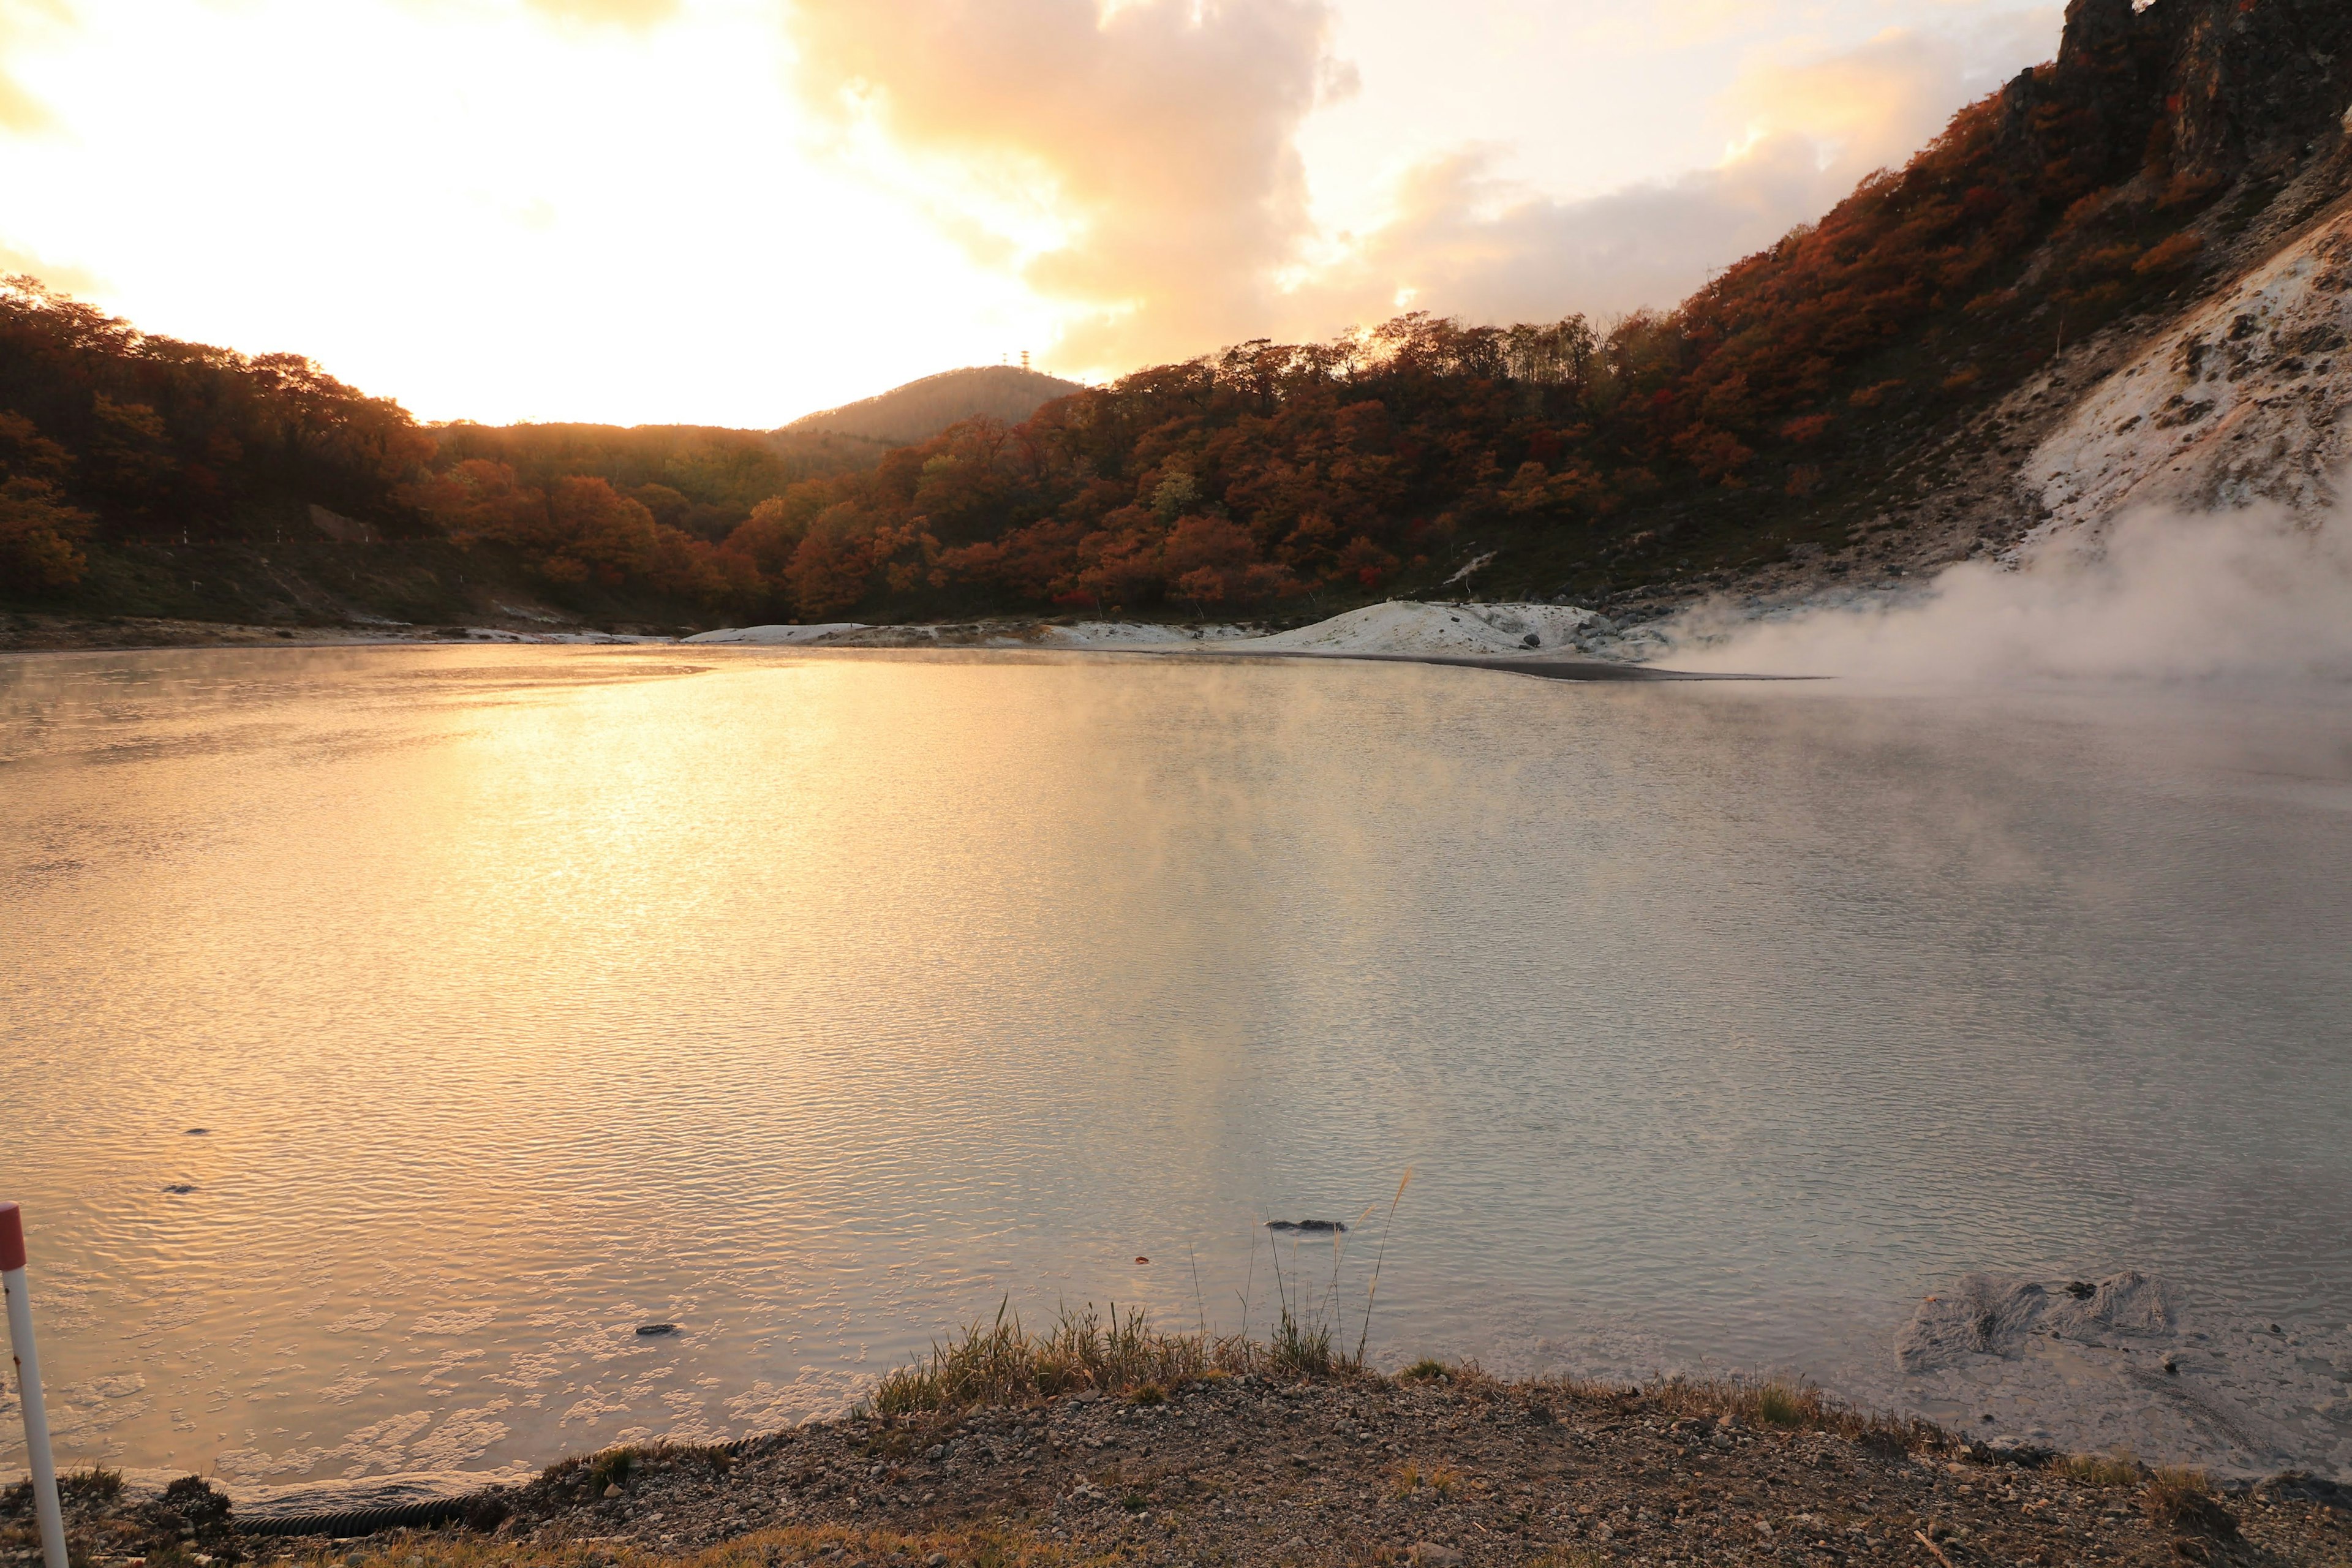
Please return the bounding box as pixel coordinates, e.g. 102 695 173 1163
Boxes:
12 1373 2348 1568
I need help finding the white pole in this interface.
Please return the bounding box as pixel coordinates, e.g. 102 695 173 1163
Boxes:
2 1204 68 1568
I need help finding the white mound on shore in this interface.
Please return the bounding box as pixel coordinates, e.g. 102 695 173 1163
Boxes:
682 623 867 645
1041 621 1248 647
1863 1269 2352 1478
1215 600 1610 657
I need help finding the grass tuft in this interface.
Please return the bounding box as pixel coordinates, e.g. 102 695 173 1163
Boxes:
1269 1309 1332 1379
1575 1373 1947 1452
61 1469 125 1503
1397 1358 1450 1383
586 1447 649 1492
2143 1466 2239 1539
1755 1382 1807 1427
869 1299 1357 1418
2053 1452 2145 1488
1384 1459 1464 1498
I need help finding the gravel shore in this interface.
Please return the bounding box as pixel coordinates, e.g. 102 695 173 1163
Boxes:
15 1372 2348 1567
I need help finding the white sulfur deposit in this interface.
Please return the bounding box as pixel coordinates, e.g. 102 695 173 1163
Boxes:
681 623 869 644
1856 1270 2352 1479
1036 622 1248 647
1210 600 1610 657
2028 205 2352 541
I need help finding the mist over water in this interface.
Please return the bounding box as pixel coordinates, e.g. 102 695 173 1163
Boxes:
1665 504 2352 684
2 645 2349 1487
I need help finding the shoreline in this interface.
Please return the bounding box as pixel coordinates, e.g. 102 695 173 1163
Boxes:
10 1368 2346 1567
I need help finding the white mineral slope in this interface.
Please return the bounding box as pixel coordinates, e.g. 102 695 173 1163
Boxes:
2028 201 2352 542
1207 601 1611 658
682 623 867 644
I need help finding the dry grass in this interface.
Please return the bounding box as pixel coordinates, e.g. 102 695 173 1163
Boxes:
541 1442 737 1497
867 1301 1356 1418
2142 1466 2239 1539
1533 1373 1950 1452
2052 1452 2146 1488
1384 1460 1464 1498
284 1524 1087 1568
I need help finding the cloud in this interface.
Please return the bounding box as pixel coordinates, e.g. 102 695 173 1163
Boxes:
785 3 2057 368
0 0 71 134
0 236 97 291
786 0 1343 368
1275 17 2059 335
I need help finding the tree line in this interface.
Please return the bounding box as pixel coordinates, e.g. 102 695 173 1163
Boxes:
2 43 2220 615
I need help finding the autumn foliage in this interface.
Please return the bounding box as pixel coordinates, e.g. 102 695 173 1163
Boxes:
0 15 2231 616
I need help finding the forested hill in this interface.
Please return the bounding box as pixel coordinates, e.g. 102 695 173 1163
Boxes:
7 0 2350 630
785 366 1084 445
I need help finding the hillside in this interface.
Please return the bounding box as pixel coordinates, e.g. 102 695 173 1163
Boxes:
7 0 2351 640
782 365 1084 444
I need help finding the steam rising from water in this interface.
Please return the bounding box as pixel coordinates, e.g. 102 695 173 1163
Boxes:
1663 504 2352 684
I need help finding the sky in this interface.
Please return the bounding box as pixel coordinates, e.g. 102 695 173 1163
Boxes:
0 0 2061 428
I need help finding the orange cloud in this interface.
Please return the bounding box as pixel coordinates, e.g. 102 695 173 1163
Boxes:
0 0 71 134
788 0 1344 370
0 235 98 291
790 2 2052 373
1268 17 2058 338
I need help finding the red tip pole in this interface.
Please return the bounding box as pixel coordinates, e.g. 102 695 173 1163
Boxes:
2 1204 68 1568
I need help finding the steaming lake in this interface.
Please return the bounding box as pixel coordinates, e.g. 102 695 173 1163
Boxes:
4 644 2350 1488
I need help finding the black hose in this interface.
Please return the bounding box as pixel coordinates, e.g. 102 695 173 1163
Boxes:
236 1496 487 1538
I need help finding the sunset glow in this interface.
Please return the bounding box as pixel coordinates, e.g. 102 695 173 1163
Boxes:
0 0 2057 424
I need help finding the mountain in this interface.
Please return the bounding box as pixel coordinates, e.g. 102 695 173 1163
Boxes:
723 0 2352 621
9 0 2351 639
782 365 1084 445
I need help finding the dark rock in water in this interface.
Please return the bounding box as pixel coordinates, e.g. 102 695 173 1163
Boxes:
635 1322 679 1336
162 1183 197 1194
1266 1219 1348 1234
184 1128 209 1136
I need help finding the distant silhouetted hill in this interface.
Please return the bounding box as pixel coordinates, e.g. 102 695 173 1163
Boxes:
784 366 1084 445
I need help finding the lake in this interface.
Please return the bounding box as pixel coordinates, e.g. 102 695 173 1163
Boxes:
3 644 2348 1488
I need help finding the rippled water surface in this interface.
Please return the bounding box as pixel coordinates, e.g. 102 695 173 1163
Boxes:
4 645 2350 1483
